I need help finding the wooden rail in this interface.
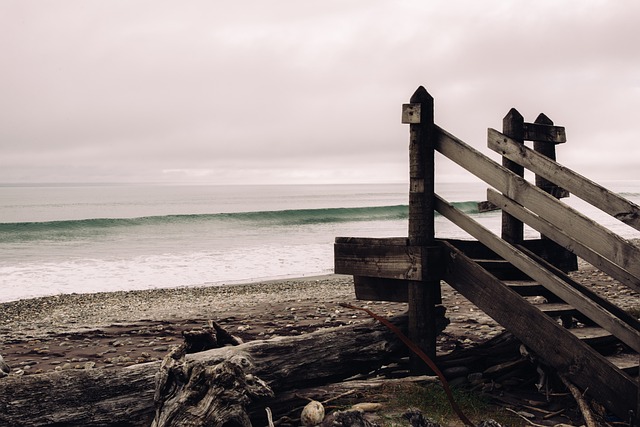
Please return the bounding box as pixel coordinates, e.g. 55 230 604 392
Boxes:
334 86 639 421
436 126 640 292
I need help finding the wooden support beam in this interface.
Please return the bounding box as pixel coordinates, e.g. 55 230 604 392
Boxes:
501 109 525 245
531 114 569 198
488 127 640 232
530 114 575 273
405 86 439 372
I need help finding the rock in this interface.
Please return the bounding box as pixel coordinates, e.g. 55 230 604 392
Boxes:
301 400 325 426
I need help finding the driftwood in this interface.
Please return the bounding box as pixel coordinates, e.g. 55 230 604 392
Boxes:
559 375 598 427
152 342 273 427
0 316 408 427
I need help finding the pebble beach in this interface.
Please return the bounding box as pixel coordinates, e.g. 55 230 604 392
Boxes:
1 258 637 377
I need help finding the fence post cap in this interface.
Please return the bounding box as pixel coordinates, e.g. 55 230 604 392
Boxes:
410 86 433 104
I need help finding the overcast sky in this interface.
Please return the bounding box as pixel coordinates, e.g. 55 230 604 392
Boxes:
1 1 638 185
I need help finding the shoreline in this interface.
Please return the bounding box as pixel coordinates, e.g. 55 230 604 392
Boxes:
1 262 637 376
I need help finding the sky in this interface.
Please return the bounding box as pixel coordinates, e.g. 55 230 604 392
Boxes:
1 1 639 185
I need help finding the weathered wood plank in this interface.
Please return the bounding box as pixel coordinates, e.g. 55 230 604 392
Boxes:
487 189 640 293
606 353 639 375
434 195 640 353
440 241 637 420
406 86 439 370
535 302 578 317
436 126 640 279
488 128 640 231
335 236 410 246
501 109 525 244
530 114 569 198
334 239 443 282
504 280 557 298
334 241 423 280
522 121 567 143
353 276 409 302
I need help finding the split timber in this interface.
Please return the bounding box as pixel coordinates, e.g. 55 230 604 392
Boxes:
334 86 640 422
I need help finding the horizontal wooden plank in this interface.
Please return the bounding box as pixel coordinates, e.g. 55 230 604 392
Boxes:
504 281 557 298
487 189 640 293
488 128 640 231
334 240 442 281
440 241 636 419
335 242 422 280
569 326 615 344
522 122 566 143
607 353 639 375
353 276 409 302
434 195 640 353
535 303 578 317
436 126 640 279
335 237 409 246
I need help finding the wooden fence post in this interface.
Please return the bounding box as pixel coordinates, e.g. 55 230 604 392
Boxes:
532 113 577 272
404 86 439 372
532 113 567 198
501 108 525 245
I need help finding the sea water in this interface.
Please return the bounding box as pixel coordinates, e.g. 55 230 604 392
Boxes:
1 181 639 302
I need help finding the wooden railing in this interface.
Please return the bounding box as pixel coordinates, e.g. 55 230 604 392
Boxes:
334 85 639 420
436 124 640 294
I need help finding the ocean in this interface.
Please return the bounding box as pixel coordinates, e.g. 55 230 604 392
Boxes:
1 181 639 302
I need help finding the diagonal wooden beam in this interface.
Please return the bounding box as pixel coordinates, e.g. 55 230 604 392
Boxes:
488 128 640 231
434 195 640 353
435 126 640 280
487 189 639 293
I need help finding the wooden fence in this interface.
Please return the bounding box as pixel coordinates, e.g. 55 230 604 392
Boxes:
335 86 639 422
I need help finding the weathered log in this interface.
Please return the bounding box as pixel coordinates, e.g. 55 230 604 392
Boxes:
152 343 273 427
0 316 408 427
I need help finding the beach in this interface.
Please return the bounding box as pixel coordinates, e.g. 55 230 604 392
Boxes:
1 260 637 376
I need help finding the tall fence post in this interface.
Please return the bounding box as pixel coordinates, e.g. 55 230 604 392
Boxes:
501 109 525 245
532 113 577 272
403 86 439 372
533 113 567 198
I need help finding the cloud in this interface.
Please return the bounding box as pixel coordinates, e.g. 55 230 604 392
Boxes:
1 1 638 184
